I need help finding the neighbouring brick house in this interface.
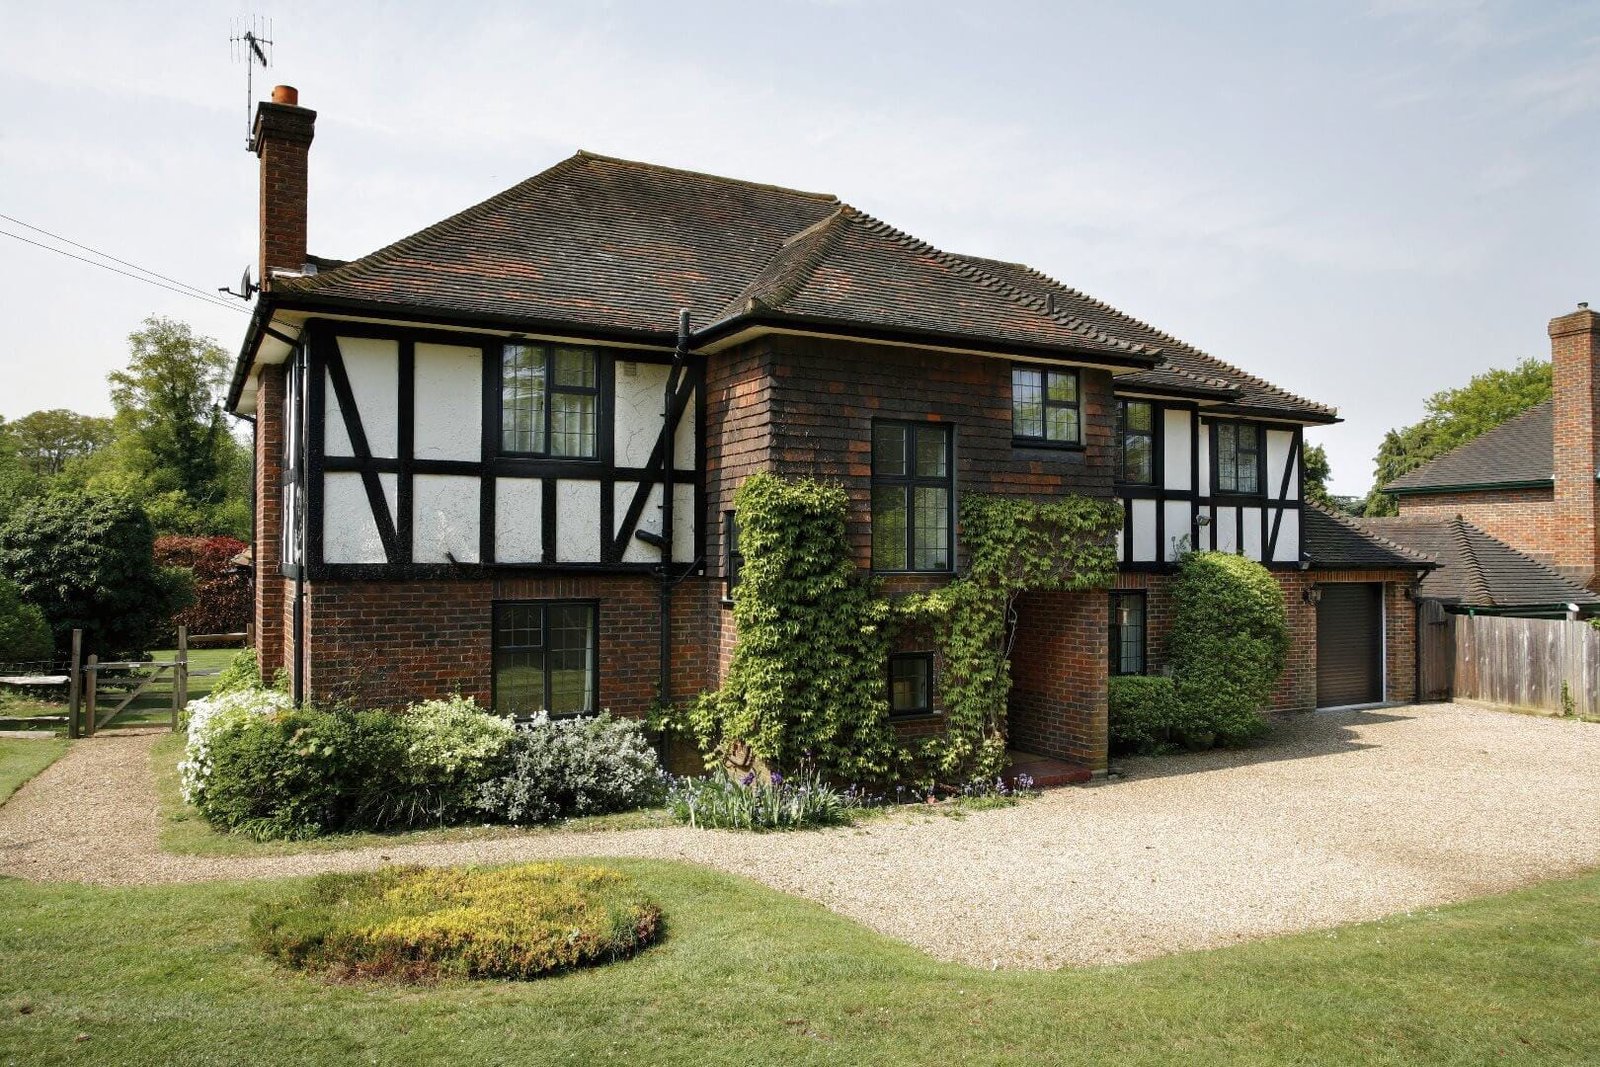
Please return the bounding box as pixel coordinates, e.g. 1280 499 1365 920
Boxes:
232 87 1428 775
1385 305 1600 592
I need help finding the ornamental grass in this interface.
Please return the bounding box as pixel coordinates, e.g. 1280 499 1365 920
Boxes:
249 863 662 982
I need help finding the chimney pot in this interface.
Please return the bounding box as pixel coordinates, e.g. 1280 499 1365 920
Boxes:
271 85 299 106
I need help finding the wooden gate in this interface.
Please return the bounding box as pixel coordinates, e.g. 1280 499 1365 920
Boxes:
66 627 195 738
1417 599 1456 702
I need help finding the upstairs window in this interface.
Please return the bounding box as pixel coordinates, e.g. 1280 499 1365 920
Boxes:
872 421 953 572
1116 400 1156 485
1109 591 1146 675
1012 366 1081 445
501 343 599 458
493 601 598 718
722 511 743 603
1215 422 1262 495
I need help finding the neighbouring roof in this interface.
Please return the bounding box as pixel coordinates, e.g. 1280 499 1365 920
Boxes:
1383 400 1553 493
1301 504 1437 571
1360 515 1600 612
255 151 1331 419
959 256 1337 421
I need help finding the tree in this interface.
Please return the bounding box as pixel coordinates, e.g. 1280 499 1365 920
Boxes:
1362 358 1552 516
1302 443 1332 508
0 576 52 666
6 409 113 476
99 316 251 538
0 488 191 656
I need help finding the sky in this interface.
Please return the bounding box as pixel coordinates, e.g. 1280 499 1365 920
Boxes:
1 1 1596 495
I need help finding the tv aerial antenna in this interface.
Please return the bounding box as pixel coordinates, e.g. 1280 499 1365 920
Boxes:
229 15 274 150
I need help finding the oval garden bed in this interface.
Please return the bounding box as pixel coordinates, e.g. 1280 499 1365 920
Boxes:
250 862 662 982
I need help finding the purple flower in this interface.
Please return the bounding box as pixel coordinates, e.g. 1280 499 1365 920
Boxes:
739 772 755 787
770 772 784 786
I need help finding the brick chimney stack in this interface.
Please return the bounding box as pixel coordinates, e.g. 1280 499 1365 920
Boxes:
251 84 316 290
1550 302 1600 589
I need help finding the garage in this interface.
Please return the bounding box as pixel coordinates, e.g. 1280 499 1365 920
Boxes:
1316 583 1383 707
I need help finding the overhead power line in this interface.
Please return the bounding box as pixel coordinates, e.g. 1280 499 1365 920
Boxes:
0 214 251 316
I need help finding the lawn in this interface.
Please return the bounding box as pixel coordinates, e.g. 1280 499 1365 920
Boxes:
0 647 235 731
0 736 69 804
0 861 1596 1065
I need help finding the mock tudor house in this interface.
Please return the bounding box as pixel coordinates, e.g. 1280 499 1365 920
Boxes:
1384 306 1600 593
232 87 1430 774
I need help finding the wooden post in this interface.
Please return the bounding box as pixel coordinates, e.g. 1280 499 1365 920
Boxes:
84 654 97 737
66 629 83 740
173 626 189 731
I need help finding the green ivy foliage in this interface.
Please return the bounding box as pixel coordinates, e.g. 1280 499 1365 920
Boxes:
910 493 1122 782
688 473 900 781
1167 551 1289 745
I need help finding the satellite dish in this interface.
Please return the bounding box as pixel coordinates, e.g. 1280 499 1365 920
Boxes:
217 266 259 301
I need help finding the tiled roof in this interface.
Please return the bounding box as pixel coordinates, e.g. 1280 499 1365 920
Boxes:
277 152 1150 363
957 256 1337 421
1361 515 1600 610
1301 504 1436 571
1384 400 1553 492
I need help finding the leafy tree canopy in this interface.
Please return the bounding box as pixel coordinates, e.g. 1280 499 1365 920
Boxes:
1362 357 1551 516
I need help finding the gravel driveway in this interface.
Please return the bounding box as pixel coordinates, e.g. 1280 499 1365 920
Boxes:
2 702 1598 969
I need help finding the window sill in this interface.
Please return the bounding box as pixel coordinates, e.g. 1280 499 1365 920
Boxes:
888 710 941 723
871 569 955 578
1012 438 1085 452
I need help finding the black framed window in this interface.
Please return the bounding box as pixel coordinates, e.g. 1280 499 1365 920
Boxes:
493 601 598 717
1116 400 1157 485
872 421 953 572
1215 422 1262 495
1012 366 1081 444
723 511 744 604
1109 591 1146 676
500 343 599 457
888 653 934 716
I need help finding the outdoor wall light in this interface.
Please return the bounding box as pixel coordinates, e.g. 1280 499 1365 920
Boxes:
1303 587 1323 606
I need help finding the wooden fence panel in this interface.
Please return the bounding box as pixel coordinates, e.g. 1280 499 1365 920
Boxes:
1453 615 1600 716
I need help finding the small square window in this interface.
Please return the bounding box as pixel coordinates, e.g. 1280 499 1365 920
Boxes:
889 654 933 716
1012 366 1081 445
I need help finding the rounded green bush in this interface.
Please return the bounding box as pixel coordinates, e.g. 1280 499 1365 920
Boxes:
1107 675 1181 755
1167 551 1289 746
250 863 662 981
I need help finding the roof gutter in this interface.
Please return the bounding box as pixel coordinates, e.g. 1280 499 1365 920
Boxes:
1386 478 1554 496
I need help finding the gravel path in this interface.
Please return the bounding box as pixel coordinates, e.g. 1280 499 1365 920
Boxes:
2 703 1598 969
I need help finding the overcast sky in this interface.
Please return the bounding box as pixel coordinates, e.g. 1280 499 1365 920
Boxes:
2 1 1596 494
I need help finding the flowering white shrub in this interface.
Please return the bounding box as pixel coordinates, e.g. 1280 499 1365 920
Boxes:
178 686 294 806
400 695 515 780
476 713 664 823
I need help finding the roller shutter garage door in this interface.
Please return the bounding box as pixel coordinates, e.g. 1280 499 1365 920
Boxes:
1316 583 1383 708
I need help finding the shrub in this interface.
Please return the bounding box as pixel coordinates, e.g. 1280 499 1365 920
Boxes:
666 767 859 830
250 863 662 981
153 534 250 636
179 686 297 809
0 488 190 656
213 647 262 695
372 696 517 829
1167 552 1289 746
0 577 52 666
1107 675 1183 755
477 714 663 824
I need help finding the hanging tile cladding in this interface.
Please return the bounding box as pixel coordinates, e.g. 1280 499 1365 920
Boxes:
300 574 718 715
253 363 288 677
745 334 1116 569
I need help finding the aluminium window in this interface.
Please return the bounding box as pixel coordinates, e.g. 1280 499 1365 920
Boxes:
888 653 934 717
500 343 599 457
1108 591 1146 676
1116 399 1156 485
1012 365 1081 445
872 421 953 572
722 511 743 604
492 601 598 718
1215 422 1262 495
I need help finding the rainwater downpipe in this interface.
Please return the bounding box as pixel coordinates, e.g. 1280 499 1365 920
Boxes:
652 309 691 706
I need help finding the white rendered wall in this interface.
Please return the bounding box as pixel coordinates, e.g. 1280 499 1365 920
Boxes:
1273 508 1301 563
614 362 670 468
556 480 602 562
413 474 480 563
323 471 395 563
1213 505 1238 554
1163 499 1192 561
414 344 482 462
495 478 542 563
1131 499 1158 562
326 337 399 458
673 482 696 561
1266 429 1297 500
675 388 696 471
1196 420 1211 497
1163 409 1191 490
1241 506 1263 559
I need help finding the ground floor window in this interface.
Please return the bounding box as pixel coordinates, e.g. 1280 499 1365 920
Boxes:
493 600 598 717
888 653 934 717
1109 591 1146 675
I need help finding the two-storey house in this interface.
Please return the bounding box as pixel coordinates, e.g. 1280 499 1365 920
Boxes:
233 87 1428 774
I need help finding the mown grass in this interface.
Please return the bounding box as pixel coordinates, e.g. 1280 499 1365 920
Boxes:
0 736 69 804
1 860 1597 1065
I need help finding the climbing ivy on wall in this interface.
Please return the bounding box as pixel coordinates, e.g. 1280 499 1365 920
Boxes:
908 493 1122 782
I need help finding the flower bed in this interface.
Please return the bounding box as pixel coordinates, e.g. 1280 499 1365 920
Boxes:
250 863 662 981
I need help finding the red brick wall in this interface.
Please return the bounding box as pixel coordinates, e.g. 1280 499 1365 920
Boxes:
253 363 288 678
301 573 718 715
1010 590 1109 770
254 101 314 284
1550 308 1600 588
1396 487 1559 567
